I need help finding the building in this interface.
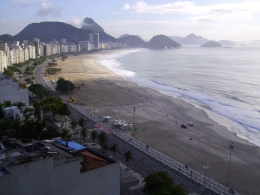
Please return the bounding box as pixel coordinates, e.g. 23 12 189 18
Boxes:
89 34 93 43
0 74 29 106
93 33 99 49
0 50 7 73
60 38 67 45
0 140 120 195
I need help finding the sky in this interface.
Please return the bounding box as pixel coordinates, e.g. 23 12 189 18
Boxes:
0 0 260 41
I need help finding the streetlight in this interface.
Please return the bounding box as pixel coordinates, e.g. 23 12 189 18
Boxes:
227 141 234 190
93 91 96 115
133 106 136 137
203 165 209 189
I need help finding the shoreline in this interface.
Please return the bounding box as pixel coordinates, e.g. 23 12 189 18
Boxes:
49 50 260 195
96 49 256 147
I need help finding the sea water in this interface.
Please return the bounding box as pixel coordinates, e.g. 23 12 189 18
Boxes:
97 46 260 146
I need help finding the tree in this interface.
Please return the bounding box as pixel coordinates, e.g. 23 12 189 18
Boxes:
97 132 108 148
12 102 26 111
29 84 50 98
100 143 109 154
123 151 133 169
69 120 78 132
142 172 186 195
110 143 119 158
3 100 11 107
78 118 85 129
61 129 71 147
56 77 75 93
41 125 59 139
80 128 88 145
90 130 98 144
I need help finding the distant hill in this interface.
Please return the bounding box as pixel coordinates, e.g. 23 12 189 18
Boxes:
12 21 115 43
200 41 222 48
81 17 104 32
117 35 145 47
0 34 14 42
218 40 234 45
118 34 130 39
148 35 182 49
249 40 260 45
170 33 208 45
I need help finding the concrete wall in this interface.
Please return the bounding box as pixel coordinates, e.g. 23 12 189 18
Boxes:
0 157 120 195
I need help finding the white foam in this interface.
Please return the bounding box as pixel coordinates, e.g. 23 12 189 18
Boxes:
97 50 140 78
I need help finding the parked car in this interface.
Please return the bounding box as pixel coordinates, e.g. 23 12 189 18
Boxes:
181 124 187 129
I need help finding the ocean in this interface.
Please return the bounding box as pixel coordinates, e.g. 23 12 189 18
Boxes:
97 46 260 147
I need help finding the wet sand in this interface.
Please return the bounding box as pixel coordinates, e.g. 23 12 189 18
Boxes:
48 50 260 195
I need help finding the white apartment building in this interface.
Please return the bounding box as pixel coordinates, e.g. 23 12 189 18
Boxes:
60 44 69 53
0 50 7 73
0 74 29 106
68 42 77 53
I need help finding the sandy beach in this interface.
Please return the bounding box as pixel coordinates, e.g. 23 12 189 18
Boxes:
48 50 260 195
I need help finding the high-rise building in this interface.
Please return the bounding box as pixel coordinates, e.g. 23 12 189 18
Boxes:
28 38 40 57
89 34 93 43
93 33 99 49
60 38 67 45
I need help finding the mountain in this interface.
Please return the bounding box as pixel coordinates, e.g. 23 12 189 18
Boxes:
200 41 222 48
249 40 260 45
148 35 182 49
170 33 208 45
118 34 130 39
0 34 14 42
117 35 145 47
81 17 104 32
218 40 234 45
12 22 115 43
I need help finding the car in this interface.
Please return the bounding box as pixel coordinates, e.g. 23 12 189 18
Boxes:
181 124 187 129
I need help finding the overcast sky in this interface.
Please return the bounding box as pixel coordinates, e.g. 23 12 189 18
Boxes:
0 0 260 41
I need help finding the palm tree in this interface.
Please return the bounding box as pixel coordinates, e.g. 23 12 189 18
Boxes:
97 132 108 148
69 120 78 134
101 143 109 154
78 118 85 129
80 128 88 145
12 102 26 111
90 131 98 144
61 129 71 147
110 143 120 158
123 151 133 170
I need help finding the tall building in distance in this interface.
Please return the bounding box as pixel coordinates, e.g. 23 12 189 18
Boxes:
93 33 99 49
60 38 67 45
89 34 93 43
28 38 40 57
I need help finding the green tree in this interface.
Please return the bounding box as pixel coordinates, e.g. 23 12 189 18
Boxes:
100 143 109 154
90 130 98 144
110 143 120 158
41 125 59 139
29 84 50 98
56 77 75 93
61 129 71 147
3 100 12 107
142 172 186 195
97 132 109 148
69 120 78 132
12 102 26 111
3 68 14 77
123 151 133 169
78 118 85 129
80 128 88 145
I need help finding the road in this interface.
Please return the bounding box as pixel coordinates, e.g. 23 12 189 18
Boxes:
34 61 234 195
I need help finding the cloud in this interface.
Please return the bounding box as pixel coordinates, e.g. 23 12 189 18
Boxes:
36 1 62 17
68 17 83 27
123 1 260 21
122 3 130 10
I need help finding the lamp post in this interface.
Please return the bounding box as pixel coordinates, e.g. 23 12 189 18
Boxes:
93 91 96 115
203 165 209 189
133 106 136 137
227 141 234 189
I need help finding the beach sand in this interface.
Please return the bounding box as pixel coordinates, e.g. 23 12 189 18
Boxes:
49 50 260 195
